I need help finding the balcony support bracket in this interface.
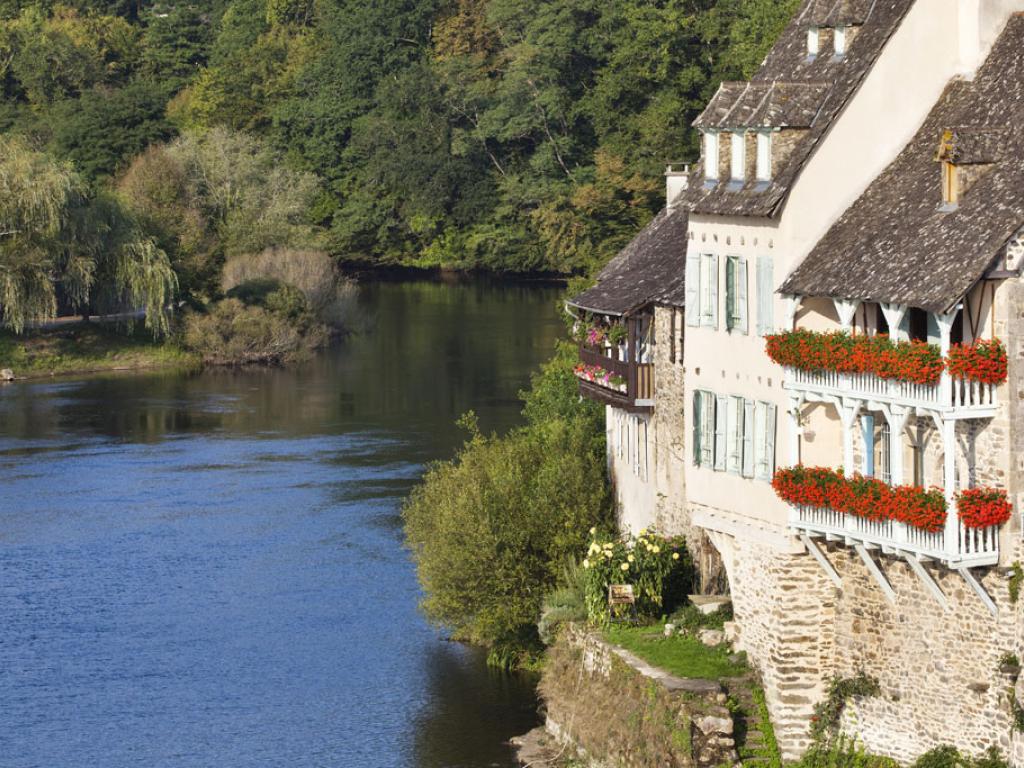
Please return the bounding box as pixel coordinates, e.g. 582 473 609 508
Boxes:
958 567 998 616
833 298 861 331
855 544 896 604
801 534 842 589
905 555 949 610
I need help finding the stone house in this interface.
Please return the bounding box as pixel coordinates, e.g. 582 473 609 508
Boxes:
571 0 1024 762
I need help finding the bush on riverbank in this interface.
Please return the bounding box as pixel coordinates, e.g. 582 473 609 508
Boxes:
403 342 612 667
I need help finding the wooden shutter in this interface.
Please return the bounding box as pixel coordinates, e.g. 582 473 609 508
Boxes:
764 404 777 480
708 254 719 329
714 394 728 471
753 402 767 480
742 400 755 478
692 390 703 465
727 396 743 474
757 256 773 336
725 256 736 331
686 253 700 327
737 258 748 334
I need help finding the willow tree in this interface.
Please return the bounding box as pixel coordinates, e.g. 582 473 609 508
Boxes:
0 135 177 335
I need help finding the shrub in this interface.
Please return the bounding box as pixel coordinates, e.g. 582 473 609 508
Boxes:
582 529 692 624
403 414 612 658
796 735 898 768
538 560 588 645
667 603 733 635
181 298 323 365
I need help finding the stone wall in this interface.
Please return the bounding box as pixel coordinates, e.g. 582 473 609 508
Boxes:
538 627 738 768
710 527 1024 764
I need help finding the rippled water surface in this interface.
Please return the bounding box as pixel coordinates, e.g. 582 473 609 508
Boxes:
0 279 563 768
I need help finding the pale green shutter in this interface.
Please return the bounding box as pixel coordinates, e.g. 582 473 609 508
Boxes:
742 400 755 478
757 256 773 336
685 253 700 327
714 394 728 471
737 257 748 334
692 390 703 465
764 404 777 480
727 396 743 474
709 254 719 329
725 257 737 331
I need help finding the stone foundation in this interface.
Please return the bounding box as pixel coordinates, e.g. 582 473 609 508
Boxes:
710 528 1024 763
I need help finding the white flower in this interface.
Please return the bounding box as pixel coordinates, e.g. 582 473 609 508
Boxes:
652 546 661 554
627 555 635 563
583 559 590 569
620 562 630 571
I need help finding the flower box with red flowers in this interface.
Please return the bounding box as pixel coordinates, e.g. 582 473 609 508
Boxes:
957 487 1013 529
946 339 1008 385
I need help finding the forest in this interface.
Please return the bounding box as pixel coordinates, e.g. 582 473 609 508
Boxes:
0 0 798 338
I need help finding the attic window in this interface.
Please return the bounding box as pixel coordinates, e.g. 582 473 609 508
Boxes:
808 27 820 58
756 131 772 182
704 131 720 182
731 132 746 182
941 161 959 207
834 26 847 57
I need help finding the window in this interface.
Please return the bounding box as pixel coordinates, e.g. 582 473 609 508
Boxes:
756 132 772 182
877 423 892 485
693 389 776 481
834 26 847 57
942 161 959 206
725 256 748 334
756 256 774 336
686 252 719 329
704 132 720 181
808 27 820 58
730 132 746 182
612 411 650 481
861 413 875 477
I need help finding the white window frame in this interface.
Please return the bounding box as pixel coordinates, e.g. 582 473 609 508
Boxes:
878 422 892 485
808 27 820 58
834 26 847 57
730 132 746 182
756 131 772 182
704 131 719 181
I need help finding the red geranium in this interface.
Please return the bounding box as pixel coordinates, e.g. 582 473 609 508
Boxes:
947 339 1008 385
957 487 1013 529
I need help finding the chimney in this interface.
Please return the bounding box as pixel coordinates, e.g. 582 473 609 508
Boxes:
665 165 690 206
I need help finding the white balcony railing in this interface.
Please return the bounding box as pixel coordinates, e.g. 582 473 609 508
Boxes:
785 368 998 417
791 505 1000 567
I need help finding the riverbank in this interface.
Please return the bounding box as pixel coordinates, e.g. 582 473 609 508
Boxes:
0 325 200 380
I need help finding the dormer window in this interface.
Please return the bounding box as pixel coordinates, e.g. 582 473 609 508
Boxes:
731 132 746 182
834 26 847 57
934 127 1002 211
756 131 772 182
808 27 820 58
941 161 959 207
704 131 720 182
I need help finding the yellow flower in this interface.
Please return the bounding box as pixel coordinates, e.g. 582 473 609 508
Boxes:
639 528 647 536
604 550 613 559
620 562 630 571
652 546 661 554
583 559 590 569
627 555 635 563
589 526 597 535
672 552 680 560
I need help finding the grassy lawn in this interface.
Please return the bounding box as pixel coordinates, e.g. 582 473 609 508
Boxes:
604 624 748 680
0 324 199 379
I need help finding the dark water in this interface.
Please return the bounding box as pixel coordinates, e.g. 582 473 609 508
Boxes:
0 279 564 768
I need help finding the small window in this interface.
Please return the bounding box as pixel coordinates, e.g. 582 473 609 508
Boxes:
834 26 847 57
808 27 820 58
942 161 959 206
730 132 746 182
756 131 771 181
704 132 720 181
877 423 892 485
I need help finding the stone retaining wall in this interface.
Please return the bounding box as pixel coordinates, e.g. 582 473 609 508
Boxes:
538 627 738 768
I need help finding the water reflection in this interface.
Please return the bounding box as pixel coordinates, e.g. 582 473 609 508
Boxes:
0 278 558 768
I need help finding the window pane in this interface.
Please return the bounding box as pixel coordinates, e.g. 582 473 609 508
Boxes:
704 132 719 180
731 133 745 181
756 132 771 181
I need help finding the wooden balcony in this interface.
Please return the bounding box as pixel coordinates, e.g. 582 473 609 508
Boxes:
576 344 655 413
790 504 1000 568
784 367 998 420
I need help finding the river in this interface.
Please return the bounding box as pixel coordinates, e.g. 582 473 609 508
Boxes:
0 278 565 768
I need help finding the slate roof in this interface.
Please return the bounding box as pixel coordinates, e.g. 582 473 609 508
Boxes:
679 0 916 218
568 206 689 316
936 127 1005 165
781 14 1024 314
694 82 830 130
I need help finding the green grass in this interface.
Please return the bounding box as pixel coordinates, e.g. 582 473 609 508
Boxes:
0 324 199 378
604 624 748 679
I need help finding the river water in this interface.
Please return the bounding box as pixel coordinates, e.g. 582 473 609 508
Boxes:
0 278 564 768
